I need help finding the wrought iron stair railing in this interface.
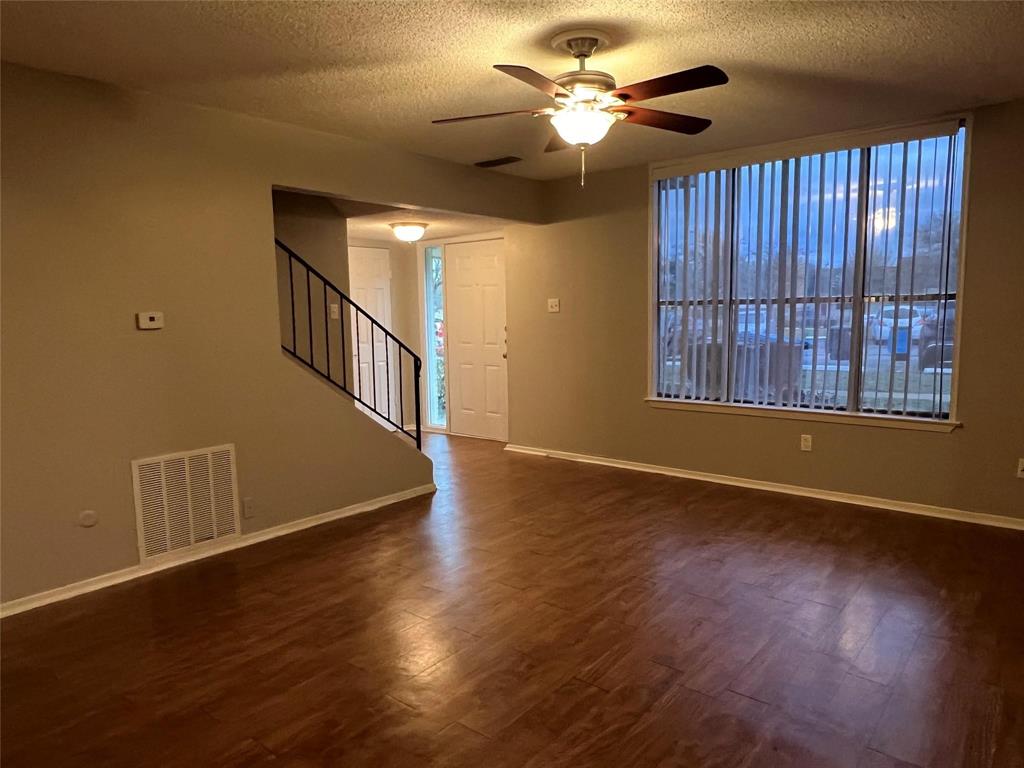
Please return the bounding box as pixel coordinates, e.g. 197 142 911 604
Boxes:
276 238 422 449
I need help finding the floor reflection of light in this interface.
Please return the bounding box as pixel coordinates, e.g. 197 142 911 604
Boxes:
419 466 473 575
396 617 451 678
425 512 467 573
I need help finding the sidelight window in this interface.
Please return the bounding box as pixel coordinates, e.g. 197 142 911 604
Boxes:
424 245 447 427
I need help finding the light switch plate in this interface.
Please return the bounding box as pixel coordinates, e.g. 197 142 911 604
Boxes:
800 434 813 452
136 311 164 330
547 298 560 313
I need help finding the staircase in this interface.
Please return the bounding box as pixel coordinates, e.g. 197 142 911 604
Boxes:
276 238 422 449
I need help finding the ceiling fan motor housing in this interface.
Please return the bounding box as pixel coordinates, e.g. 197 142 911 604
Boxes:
554 69 617 95
550 29 617 97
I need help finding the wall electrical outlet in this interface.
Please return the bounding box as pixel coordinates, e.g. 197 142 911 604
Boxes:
800 434 813 452
242 497 257 519
329 303 340 320
547 298 560 313
1017 458 1024 479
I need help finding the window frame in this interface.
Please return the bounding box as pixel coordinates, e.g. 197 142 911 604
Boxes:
646 116 972 431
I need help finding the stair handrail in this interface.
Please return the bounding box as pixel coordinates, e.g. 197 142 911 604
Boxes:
275 237 422 449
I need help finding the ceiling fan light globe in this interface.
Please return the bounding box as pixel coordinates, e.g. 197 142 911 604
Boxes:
550 108 615 147
390 222 428 242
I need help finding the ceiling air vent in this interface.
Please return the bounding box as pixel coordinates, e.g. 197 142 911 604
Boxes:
474 156 522 168
131 444 240 561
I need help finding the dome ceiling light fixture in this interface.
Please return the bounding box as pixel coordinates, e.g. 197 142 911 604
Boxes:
432 28 728 186
390 222 428 242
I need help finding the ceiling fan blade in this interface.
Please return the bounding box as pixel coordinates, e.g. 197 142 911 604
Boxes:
610 106 712 135
612 64 728 102
433 108 545 124
494 64 570 99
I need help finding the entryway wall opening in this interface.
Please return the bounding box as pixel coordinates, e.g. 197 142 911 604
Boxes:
272 187 515 442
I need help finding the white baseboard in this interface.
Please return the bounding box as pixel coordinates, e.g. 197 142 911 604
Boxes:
0 482 436 618
504 444 1024 532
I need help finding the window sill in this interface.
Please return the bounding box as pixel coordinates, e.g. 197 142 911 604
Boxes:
645 397 961 433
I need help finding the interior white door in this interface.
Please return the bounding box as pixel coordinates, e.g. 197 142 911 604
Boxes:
348 246 396 428
445 239 508 441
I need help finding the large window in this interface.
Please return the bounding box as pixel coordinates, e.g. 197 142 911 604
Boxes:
654 124 966 420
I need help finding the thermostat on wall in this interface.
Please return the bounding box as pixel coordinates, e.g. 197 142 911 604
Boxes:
136 311 164 330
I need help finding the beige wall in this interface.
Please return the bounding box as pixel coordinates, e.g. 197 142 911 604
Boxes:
3 60 1020 605
272 190 350 376
273 191 350 289
0 63 544 602
386 241 423 361
505 98 1024 520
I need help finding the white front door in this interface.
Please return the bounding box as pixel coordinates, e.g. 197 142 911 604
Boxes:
445 239 508 441
348 246 396 428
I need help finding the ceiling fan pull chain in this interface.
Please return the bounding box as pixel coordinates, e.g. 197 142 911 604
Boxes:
580 145 586 187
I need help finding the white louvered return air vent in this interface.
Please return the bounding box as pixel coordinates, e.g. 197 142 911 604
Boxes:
131 444 240 560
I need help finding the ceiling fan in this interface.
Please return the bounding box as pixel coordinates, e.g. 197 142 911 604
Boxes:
433 29 728 184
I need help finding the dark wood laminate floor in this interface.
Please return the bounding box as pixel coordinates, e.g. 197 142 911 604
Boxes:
3 434 1023 767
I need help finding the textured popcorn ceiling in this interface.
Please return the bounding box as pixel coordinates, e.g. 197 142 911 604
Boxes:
3 1 1024 180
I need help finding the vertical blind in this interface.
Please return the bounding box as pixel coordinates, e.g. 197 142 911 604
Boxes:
655 125 965 419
